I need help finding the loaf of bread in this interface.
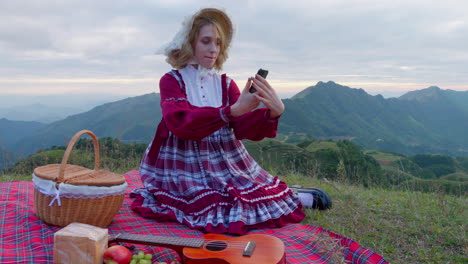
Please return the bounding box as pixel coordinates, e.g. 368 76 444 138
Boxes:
53 222 108 264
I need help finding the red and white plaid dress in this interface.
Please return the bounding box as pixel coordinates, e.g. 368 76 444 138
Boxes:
131 66 305 235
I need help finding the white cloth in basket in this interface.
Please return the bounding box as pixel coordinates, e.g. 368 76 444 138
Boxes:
33 173 128 206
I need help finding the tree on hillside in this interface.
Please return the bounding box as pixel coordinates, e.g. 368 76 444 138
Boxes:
410 154 456 178
393 158 436 179
411 154 454 167
336 140 383 187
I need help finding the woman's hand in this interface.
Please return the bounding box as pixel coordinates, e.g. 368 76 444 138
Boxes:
230 77 261 117
250 75 285 118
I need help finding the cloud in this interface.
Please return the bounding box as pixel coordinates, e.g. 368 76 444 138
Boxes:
0 0 467 99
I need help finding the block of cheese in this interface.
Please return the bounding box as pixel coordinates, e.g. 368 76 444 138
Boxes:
54 222 108 264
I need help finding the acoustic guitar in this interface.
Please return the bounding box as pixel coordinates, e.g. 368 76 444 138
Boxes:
109 232 286 264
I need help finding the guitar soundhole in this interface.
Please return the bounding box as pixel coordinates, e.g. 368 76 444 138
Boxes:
205 241 227 251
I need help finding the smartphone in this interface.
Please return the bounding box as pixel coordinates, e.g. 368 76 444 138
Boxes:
249 68 269 93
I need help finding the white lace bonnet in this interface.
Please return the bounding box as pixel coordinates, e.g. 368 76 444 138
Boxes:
155 7 234 56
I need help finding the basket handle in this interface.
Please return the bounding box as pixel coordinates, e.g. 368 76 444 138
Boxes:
57 130 100 183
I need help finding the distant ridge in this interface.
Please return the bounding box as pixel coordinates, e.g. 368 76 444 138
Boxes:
281 81 468 155
10 93 161 156
0 118 45 149
291 81 365 99
0 103 83 123
399 86 468 113
398 86 445 102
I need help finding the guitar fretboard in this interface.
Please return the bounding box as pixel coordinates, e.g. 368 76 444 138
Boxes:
112 233 205 248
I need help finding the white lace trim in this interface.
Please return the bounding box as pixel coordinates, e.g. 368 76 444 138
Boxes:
33 173 127 206
153 182 289 209
153 189 230 205
155 7 235 56
155 11 195 56
165 97 187 102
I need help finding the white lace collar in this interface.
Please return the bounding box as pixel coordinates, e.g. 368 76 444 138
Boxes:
187 63 218 88
179 64 222 107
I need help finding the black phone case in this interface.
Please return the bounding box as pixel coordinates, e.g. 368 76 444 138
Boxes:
249 69 269 93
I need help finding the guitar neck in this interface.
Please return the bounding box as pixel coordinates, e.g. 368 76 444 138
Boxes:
110 233 205 249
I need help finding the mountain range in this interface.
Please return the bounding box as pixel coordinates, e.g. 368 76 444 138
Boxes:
281 82 468 155
0 118 45 149
6 93 161 157
1 81 467 165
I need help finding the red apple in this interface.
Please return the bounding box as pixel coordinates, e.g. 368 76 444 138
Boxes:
103 245 132 264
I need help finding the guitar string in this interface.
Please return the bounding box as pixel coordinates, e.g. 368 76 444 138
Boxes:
201 240 256 249
206 242 257 248
182 240 251 249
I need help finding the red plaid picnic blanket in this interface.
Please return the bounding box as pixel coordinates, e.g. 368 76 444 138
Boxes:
0 170 389 263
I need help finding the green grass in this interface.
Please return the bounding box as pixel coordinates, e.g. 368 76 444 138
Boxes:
441 172 468 182
364 149 404 162
0 174 32 181
305 141 340 152
281 172 467 264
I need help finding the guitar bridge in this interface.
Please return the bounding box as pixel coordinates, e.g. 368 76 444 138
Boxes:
242 241 256 257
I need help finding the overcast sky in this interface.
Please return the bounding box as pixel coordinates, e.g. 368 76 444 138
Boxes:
1 0 467 104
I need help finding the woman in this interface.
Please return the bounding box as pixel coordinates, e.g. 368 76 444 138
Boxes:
130 7 330 235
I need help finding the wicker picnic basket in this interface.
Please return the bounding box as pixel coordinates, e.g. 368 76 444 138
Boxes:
33 130 127 227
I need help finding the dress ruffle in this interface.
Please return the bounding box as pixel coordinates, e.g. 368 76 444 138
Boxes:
130 179 305 235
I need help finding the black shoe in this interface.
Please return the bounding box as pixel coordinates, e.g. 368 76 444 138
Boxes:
290 185 332 210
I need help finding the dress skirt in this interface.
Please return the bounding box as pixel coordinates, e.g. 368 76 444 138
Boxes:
131 121 305 235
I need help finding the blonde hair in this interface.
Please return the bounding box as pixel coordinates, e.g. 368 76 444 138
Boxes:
167 16 229 70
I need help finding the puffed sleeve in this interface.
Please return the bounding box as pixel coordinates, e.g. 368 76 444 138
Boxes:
160 73 237 140
227 79 280 141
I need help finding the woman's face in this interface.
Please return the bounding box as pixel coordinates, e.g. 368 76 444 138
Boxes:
193 24 221 69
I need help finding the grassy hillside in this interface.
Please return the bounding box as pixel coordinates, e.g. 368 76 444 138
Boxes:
1 152 466 263
1 137 145 177
4 137 467 195
284 173 467 264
